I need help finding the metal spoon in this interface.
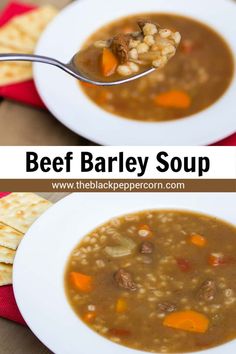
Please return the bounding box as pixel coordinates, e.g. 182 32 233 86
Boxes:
0 53 155 86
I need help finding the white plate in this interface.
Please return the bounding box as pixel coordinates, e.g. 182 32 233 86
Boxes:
13 193 236 354
34 0 236 146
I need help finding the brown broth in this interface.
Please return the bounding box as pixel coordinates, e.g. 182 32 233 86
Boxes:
65 209 236 353
79 13 234 122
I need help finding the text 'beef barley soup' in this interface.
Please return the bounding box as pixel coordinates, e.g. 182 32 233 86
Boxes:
79 14 234 122
65 210 236 353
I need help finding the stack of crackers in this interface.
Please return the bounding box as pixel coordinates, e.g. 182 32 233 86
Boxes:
0 5 58 86
0 193 52 286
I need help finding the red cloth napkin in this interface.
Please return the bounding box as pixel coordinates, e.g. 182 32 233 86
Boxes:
211 133 236 146
0 192 26 325
0 2 45 109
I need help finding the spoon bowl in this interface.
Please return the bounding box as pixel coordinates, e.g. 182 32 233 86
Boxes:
0 52 155 86
69 52 156 85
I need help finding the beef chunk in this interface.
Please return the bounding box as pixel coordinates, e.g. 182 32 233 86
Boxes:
140 241 154 254
114 268 137 291
198 280 216 302
111 34 129 64
157 302 177 313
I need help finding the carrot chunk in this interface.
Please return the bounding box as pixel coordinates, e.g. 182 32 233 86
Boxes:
190 234 206 247
123 26 135 34
138 224 153 238
181 39 195 54
83 312 96 323
153 90 191 109
81 81 96 88
70 272 93 292
163 310 209 333
208 253 235 267
139 224 151 231
116 298 127 313
208 253 223 266
101 48 118 77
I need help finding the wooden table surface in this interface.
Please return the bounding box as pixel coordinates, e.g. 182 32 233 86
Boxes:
0 192 70 354
0 0 94 146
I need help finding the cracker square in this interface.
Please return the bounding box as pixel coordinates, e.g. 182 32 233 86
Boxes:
0 246 15 264
0 61 32 86
0 23 35 52
0 263 12 286
0 222 23 250
11 5 58 41
0 193 52 233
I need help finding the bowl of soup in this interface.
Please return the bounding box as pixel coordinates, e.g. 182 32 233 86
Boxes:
13 193 236 354
34 0 236 145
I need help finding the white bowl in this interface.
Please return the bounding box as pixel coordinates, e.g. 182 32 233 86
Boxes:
13 193 236 354
34 0 236 146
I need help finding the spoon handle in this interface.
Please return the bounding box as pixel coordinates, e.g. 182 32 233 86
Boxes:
0 53 65 67
0 53 87 81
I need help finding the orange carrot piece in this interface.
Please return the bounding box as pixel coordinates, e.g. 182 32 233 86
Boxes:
190 234 206 247
208 253 235 267
83 312 96 323
81 81 96 88
181 39 195 54
208 254 219 266
139 224 151 231
116 298 127 313
70 272 93 292
163 310 209 333
138 224 153 238
101 48 118 77
123 26 135 34
153 90 191 109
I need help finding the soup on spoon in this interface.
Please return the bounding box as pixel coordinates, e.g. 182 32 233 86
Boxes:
74 20 181 82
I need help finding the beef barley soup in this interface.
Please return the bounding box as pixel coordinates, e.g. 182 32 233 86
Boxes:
79 14 234 122
65 210 236 353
